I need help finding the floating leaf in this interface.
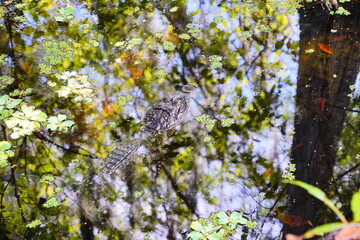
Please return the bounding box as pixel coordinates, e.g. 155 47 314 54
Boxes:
40 175 55 183
179 34 190 40
334 35 347 41
6 99 22 109
126 95 134 101
278 212 311 227
47 114 74 131
204 136 212 143
246 221 258 228
217 211 229 224
26 219 42 228
154 69 167 78
64 7 74 15
169 6 179 12
0 141 11 150
317 43 334 54
187 231 202 240
190 221 203 232
214 16 224 23
221 118 235 127
230 212 247 225
134 191 143 198
43 197 60 208
163 41 176 51
118 96 127 107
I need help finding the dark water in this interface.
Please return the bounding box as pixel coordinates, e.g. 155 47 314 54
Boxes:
0 0 359 239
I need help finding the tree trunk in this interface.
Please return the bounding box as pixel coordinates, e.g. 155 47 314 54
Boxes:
284 1 360 236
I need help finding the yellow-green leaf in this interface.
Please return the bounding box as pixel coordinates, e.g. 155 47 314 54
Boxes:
351 188 360 221
304 222 344 238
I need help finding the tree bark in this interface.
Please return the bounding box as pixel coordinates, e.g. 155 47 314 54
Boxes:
284 1 360 236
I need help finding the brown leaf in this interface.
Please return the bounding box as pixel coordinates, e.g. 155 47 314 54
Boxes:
295 142 303 148
263 168 274 178
278 212 312 227
312 97 327 115
334 36 348 42
103 103 115 115
318 43 334 54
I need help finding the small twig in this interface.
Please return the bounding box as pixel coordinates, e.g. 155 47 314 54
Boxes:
1 138 27 222
336 162 360 180
33 132 97 159
258 183 288 239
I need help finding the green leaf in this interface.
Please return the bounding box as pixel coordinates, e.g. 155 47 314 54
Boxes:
169 6 179 12
7 99 22 109
246 221 258 228
187 231 203 240
26 219 42 228
205 122 215 132
37 112 47 121
54 16 64 22
208 231 224 240
226 223 236 230
190 221 203 232
209 229 226 240
118 96 127 107
220 118 235 127
58 114 67 121
0 141 11 150
351 188 360 221
62 120 74 127
231 212 248 224
5 117 21 128
43 197 60 208
216 211 228 219
48 116 59 124
134 191 143 198
47 123 57 131
230 212 242 219
40 174 55 183
126 95 134 101
217 217 229 224
179 34 191 40
0 95 9 105
203 223 220 233
194 114 210 124
163 41 176 51
0 158 8 167
64 7 74 15
6 150 14 157
303 222 344 238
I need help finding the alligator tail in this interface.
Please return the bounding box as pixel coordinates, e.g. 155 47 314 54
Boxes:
102 139 143 174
